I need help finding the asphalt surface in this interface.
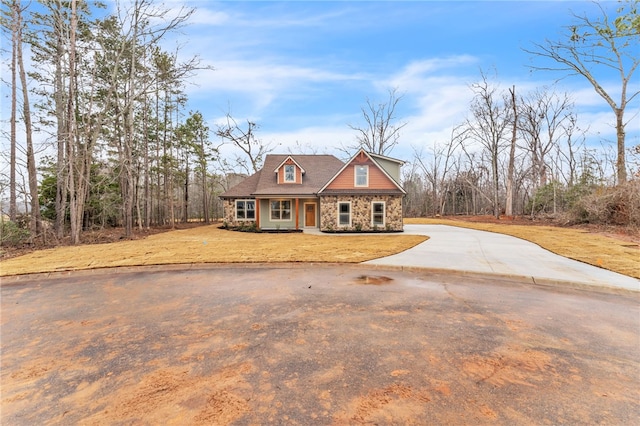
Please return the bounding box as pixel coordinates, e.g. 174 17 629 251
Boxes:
365 224 640 291
1 225 639 424
2 265 639 425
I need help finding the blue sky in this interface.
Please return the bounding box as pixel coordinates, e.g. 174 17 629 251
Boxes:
153 0 638 164
2 1 636 174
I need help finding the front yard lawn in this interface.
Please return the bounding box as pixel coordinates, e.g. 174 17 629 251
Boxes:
0 226 428 276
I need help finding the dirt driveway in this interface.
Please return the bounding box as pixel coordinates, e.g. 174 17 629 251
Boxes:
1 264 639 425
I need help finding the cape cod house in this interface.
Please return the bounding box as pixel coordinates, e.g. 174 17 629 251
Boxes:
220 149 406 232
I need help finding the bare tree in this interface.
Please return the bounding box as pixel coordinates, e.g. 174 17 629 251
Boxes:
177 111 215 223
66 0 82 243
401 161 427 217
505 86 518 217
216 113 274 174
7 0 18 221
115 0 196 236
466 72 512 218
348 88 407 156
459 147 495 214
12 0 42 239
29 0 73 238
525 0 639 185
518 89 576 189
413 125 465 216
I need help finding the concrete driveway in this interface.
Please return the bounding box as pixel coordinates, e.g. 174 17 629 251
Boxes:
365 225 640 292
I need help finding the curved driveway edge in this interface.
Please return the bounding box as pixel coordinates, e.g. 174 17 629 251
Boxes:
364 224 640 292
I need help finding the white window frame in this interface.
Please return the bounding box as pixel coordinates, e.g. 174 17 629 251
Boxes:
371 201 385 227
338 201 351 227
270 199 292 221
354 165 369 187
235 199 255 221
284 164 295 182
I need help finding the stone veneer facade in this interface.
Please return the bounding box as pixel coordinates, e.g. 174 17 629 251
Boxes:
223 199 256 228
224 196 404 231
319 194 403 232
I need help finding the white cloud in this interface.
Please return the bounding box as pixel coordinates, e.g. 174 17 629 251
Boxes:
385 56 478 89
186 58 367 114
185 9 230 26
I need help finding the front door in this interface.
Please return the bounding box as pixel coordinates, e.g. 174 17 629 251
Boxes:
304 203 316 227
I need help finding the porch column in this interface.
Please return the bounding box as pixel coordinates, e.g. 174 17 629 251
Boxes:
255 198 260 228
295 198 299 230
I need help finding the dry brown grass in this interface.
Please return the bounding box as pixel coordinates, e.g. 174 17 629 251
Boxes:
0 226 428 276
405 218 640 279
2 219 638 279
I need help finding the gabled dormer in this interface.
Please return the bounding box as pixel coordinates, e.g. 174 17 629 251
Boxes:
274 156 305 184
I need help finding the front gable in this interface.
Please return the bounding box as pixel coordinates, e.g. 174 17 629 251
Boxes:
319 149 405 193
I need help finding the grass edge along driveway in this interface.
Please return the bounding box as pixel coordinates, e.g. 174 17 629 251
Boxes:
1 220 638 279
405 218 639 279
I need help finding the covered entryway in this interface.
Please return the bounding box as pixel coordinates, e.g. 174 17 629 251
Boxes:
304 203 317 227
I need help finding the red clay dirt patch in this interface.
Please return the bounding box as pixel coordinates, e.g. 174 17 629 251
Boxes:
2 265 638 425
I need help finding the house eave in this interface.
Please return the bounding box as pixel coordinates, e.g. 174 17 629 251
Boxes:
252 193 320 198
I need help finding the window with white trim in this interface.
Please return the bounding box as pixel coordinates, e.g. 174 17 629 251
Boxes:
284 164 295 182
235 199 255 220
270 199 291 221
338 202 351 226
372 201 385 227
355 165 368 187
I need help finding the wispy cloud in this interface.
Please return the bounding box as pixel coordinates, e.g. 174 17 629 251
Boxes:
187 58 368 113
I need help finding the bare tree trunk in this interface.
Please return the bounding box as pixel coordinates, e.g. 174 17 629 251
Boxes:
54 18 67 239
15 0 42 239
9 0 17 221
134 165 143 231
155 81 162 226
143 75 150 230
183 159 189 223
616 108 627 184
201 140 209 224
163 90 170 225
202 174 209 223
67 0 82 244
505 85 517 217
123 4 139 238
491 154 500 219
169 98 176 229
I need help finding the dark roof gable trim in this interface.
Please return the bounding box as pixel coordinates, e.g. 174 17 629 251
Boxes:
273 155 306 174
